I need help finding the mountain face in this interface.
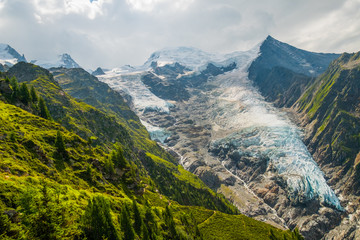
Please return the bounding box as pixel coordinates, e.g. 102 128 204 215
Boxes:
292 52 360 239
0 43 27 68
248 36 340 108
32 53 81 69
97 37 352 239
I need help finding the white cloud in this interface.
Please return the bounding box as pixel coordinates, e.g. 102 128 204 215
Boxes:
32 0 110 21
277 0 360 53
1 0 360 69
126 0 194 12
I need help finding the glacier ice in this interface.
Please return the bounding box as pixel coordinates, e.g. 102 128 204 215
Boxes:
141 120 171 144
99 71 173 114
98 68 174 145
207 59 343 211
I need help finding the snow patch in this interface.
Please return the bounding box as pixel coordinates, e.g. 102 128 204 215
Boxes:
98 71 173 114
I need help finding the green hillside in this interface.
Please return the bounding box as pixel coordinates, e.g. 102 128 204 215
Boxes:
0 64 297 239
295 52 360 194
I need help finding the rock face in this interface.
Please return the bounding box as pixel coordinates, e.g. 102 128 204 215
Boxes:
92 67 105 76
248 36 340 108
98 37 356 239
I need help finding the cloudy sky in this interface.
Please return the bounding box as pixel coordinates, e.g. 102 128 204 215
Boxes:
1 0 359 69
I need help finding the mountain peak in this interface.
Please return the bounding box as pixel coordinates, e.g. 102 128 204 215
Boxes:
143 46 219 70
92 67 105 75
0 43 27 66
32 53 81 69
255 35 340 76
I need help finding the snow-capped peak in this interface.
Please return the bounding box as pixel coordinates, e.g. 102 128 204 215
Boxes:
0 43 27 66
142 45 262 72
143 46 226 71
32 53 81 69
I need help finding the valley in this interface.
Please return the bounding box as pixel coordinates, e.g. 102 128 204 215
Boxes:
97 36 359 239
1 35 360 239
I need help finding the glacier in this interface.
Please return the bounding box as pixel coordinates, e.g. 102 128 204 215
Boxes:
98 42 343 211
99 70 173 114
206 56 343 211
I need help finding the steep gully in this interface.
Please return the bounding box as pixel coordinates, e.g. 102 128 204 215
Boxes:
99 47 343 239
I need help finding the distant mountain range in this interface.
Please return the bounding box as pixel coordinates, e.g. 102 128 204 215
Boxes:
0 44 81 70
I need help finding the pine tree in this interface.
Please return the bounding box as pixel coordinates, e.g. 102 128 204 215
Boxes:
10 77 19 101
30 85 38 103
133 200 142 234
38 96 51 120
82 196 119 240
144 206 158 239
110 145 128 169
21 184 67 240
164 206 178 239
105 156 115 175
19 83 31 105
55 130 66 154
120 204 135 240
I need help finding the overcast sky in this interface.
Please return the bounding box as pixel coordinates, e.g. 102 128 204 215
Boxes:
1 0 359 69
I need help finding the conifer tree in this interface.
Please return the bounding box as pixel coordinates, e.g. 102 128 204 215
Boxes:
144 206 158 238
105 156 115 175
164 206 178 239
30 85 38 103
82 196 119 240
38 96 51 120
10 76 19 101
19 82 31 105
110 145 128 169
21 184 66 240
55 130 66 154
133 200 142 234
120 204 135 240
